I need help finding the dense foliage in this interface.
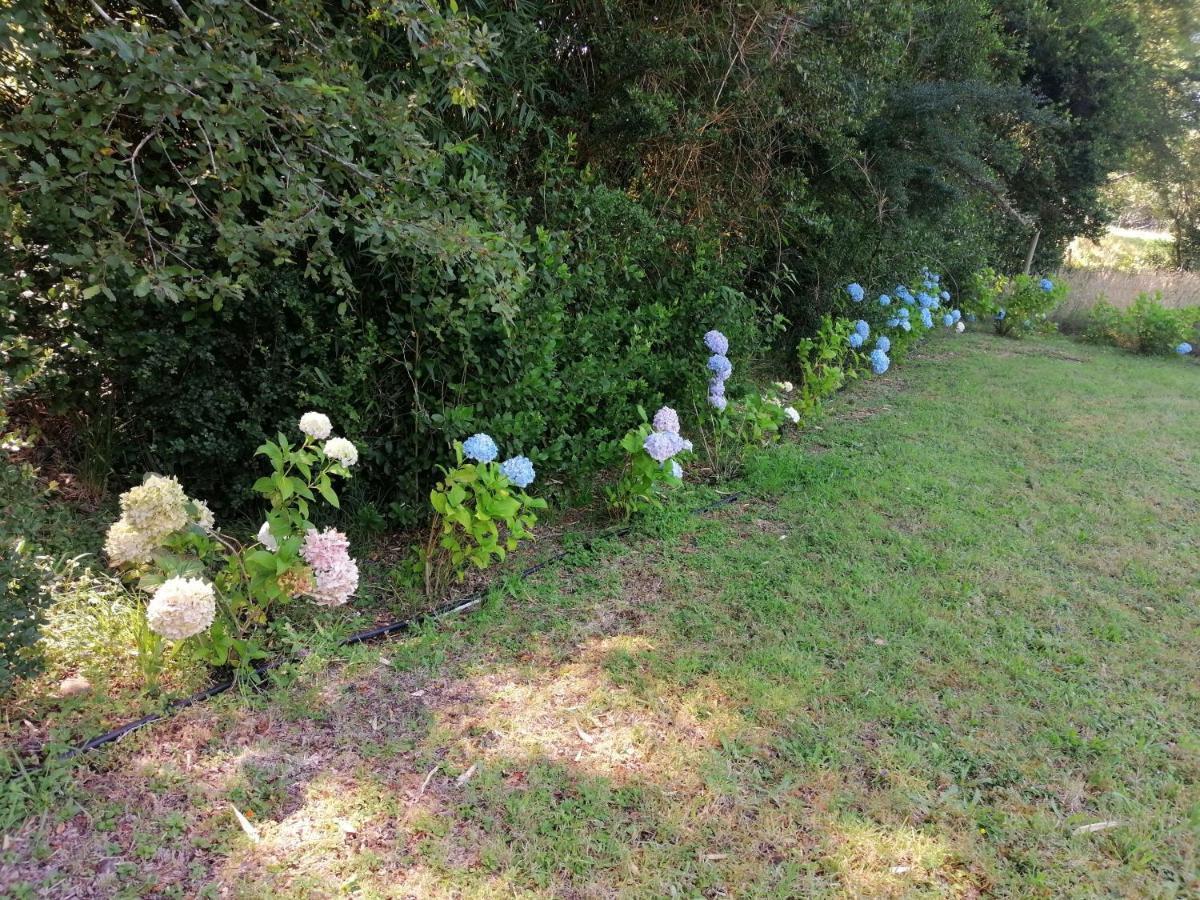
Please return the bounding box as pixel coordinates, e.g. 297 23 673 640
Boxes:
1 0 1191 519
1085 293 1200 354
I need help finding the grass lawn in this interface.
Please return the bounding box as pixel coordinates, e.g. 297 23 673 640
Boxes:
3 332 1198 897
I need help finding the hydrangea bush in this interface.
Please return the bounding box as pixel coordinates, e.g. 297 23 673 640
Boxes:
964 268 1065 337
104 413 360 685
694 330 800 478
421 434 547 597
1085 293 1200 355
607 407 693 518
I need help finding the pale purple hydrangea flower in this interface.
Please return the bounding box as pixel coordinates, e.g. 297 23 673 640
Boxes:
703 330 730 355
644 430 685 462
652 406 681 434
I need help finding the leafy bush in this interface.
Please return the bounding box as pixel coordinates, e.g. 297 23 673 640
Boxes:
964 270 1065 338
1085 294 1200 355
606 408 694 519
421 435 546 598
104 414 360 683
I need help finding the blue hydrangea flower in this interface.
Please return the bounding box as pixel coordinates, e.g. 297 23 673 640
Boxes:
708 393 727 411
917 293 933 309
709 376 726 398
652 406 680 434
940 290 950 301
1040 277 1054 292
669 460 683 480
1177 342 1193 355
707 354 733 379
847 282 865 302
878 294 891 307
704 330 729 355
869 349 890 375
886 317 899 328
900 320 912 332
966 313 977 323
898 307 910 319
942 313 954 327
951 309 962 323
995 308 1006 321
848 332 864 349
463 433 498 463
500 455 536 488
920 309 934 329
875 336 891 353
854 320 870 338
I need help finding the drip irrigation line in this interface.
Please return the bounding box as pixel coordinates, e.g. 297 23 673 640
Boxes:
19 490 743 771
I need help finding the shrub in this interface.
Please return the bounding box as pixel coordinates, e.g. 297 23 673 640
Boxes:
421 434 547 597
794 315 858 419
1085 293 1200 355
104 414 360 683
965 269 1065 338
606 409 693 519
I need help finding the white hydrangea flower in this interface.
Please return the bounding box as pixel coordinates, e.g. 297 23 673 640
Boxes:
784 406 800 424
955 321 966 333
146 577 216 640
120 475 189 540
299 411 333 440
323 437 358 467
193 499 215 533
104 518 155 566
257 521 279 551
773 381 795 394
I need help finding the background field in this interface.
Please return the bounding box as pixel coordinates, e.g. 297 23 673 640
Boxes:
4 332 1197 898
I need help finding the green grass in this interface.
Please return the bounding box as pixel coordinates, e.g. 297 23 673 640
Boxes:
3 332 1199 897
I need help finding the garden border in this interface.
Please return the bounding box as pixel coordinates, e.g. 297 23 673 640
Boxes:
19 491 744 772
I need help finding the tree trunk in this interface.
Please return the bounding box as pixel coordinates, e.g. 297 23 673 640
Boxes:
1022 228 1041 275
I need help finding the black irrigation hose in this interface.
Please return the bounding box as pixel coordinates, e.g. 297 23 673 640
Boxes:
20 491 744 771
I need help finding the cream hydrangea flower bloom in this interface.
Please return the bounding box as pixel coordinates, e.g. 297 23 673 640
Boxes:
193 499 215 533
322 437 358 467
146 577 216 640
784 406 800 424
120 475 189 540
104 518 155 566
299 411 333 440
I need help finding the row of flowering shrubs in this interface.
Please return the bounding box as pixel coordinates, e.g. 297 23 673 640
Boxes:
98 267 990 689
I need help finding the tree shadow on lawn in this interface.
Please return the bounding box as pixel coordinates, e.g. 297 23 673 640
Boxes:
1 537 988 898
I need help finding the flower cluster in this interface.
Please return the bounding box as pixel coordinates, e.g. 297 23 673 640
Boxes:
644 405 692 476
844 267 955 376
501 456 536 488
869 348 890 375
299 411 359 468
300 527 359 606
705 330 733 410
464 432 538 490
1177 342 1193 355
463 433 499 464
1040 277 1054 292
105 475 210 566
146 576 216 641
847 283 865 303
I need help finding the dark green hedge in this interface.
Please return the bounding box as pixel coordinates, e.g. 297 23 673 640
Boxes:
1 0 1186 520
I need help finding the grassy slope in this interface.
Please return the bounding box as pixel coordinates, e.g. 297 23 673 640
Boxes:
2 333 1198 898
